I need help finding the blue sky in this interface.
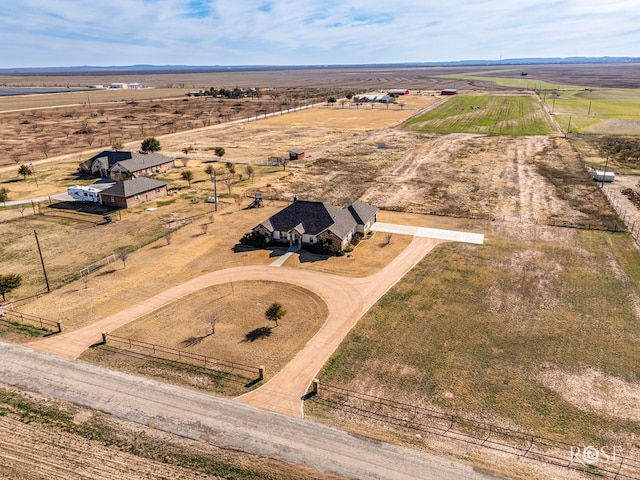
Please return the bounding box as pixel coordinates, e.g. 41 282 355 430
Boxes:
2 0 640 68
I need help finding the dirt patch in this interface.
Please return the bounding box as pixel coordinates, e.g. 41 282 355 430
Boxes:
538 368 640 423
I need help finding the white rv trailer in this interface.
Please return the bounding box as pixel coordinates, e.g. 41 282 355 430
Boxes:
67 185 101 202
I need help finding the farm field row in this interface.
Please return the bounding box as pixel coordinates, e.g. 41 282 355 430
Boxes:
406 95 554 135
441 68 640 135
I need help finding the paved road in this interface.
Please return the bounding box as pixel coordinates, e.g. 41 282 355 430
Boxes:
0 342 499 480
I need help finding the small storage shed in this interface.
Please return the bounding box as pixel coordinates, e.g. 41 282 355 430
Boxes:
289 149 305 160
594 171 615 182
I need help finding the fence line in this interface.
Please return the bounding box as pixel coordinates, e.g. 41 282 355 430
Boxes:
0 308 62 332
80 254 118 277
312 384 640 480
104 334 262 379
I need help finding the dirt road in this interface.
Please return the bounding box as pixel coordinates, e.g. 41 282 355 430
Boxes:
30 234 442 417
0 342 498 480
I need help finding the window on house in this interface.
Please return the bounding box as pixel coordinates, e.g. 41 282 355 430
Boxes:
134 194 139 200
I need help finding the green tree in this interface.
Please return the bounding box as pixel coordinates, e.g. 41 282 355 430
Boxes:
214 146 226 159
18 164 32 180
204 164 216 176
346 92 354 100
141 137 161 152
181 169 194 187
225 161 236 174
0 187 9 204
0 274 22 301
327 97 337 104
265 301 286 327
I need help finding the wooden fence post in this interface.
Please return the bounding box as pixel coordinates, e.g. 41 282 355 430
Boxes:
57 321 63 333
101 331 108 344
312 378 319 395
258 366 265 379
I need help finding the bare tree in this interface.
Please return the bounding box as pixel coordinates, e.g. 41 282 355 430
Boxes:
182 157 190 168
200 223 209 235
165 232 173 245
14 203 26 217
234 195 243 211
245 165 255 182
117 248 129 268
205 313 217 336
221 173 236 195
38 139 51 158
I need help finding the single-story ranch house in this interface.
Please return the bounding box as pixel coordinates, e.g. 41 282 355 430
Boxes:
99 177 168 208
252 200 378 253
80 150 175 178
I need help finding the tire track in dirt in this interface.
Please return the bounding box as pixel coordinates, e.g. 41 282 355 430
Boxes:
361 133 477 209
510 136 556 224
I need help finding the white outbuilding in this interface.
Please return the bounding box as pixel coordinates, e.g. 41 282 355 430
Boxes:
594 171 615 182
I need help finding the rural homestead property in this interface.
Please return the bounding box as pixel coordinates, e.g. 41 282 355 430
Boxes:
80 150 175 178
99 177 168 208
252 199 378 252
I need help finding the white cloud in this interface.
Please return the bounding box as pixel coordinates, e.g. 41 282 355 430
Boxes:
1 0 640 67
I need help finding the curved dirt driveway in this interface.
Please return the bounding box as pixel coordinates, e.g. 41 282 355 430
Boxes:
30 236 441 417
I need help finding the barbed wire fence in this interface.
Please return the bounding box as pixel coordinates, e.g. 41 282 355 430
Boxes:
309 383 640 480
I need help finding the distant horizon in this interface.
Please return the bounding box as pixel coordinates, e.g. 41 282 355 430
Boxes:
2 56 640 74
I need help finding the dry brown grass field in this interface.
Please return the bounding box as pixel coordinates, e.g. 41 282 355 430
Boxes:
2 64 640 480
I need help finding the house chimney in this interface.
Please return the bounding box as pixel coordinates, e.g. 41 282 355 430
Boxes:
293 194 298 202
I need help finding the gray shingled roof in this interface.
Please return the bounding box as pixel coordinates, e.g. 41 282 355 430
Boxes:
99 177 167 198
347 200 378 225
258 200 377 241
112 152 174 173
87 150 134 167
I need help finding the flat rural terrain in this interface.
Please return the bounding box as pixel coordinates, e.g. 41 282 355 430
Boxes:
2 63 640 480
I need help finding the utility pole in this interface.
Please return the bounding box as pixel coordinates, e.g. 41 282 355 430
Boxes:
211 173 218 212
33 229 50 293
601 155 610 188
565 116 572 138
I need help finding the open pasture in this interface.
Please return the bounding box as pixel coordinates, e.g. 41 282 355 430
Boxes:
549 88 640 135
406 95 553 135
311 227 640 456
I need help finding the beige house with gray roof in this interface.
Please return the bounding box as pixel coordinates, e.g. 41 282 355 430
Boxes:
252 200 378 252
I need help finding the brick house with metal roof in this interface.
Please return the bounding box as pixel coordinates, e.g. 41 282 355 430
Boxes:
252 200 378 252
99 177 168 208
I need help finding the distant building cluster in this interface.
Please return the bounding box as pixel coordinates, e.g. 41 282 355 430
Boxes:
89 83 144 90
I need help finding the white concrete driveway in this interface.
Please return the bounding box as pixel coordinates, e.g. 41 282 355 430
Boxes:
371 222 484 244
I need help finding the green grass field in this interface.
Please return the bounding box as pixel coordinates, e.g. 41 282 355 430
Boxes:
313 230 640 447
441 70 640 135
406 95 553 135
